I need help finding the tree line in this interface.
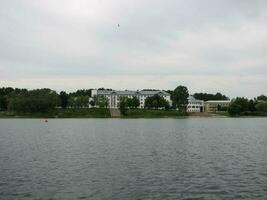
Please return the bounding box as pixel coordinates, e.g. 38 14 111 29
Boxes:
193 93 229 101
0 87 92 113
0 88 59 113
228 96 267 116
0 86 190 113
1 86 266 116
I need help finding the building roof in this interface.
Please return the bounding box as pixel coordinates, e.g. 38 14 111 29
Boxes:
188 95 203 103
97 90 170 96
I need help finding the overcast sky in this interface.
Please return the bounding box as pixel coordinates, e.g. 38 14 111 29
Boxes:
1 0 267 98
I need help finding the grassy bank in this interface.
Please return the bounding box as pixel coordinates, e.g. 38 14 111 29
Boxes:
211 111 267 117
0 108 111 118
124 109 187 118
1 109 265 119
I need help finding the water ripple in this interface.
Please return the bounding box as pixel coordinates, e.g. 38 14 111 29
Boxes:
0 118 267 199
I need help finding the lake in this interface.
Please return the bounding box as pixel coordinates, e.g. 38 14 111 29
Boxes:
0 118 267 200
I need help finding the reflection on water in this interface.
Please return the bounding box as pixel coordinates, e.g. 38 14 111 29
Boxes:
0 118 267 199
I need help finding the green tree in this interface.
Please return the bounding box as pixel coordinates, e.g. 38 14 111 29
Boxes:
164 101 170 110
0 95 8 110
227 97 255 116
144 94 169 109
69 89 92 97
119 97 127 115
125 97 132 108
193 92 229 101
0 87 27 110
89 100 95 107
228 102 242 116
257 95 267 101
248 99 256 112
131 96 140 108
9 89 59 113
152 99 158 108
59 91 68 108
172 85 189 112
234 97 249 112
94 95 108 108
67 97 76 108
144 96 152 108
76 96 89 108
256 101 267 113
120 96 140 109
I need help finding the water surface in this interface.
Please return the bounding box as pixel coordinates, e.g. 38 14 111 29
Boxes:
0 118 267 199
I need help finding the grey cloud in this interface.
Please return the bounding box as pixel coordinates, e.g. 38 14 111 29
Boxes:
0 0 267 97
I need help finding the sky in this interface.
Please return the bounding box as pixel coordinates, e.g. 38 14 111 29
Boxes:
0 0 267 98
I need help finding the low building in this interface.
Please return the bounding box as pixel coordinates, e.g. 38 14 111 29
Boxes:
91 89 171 108
187 95 204 112
204 100 231 112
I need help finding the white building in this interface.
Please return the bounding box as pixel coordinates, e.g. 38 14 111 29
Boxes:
187 95 204 112
204 100 231 112
91 89 171 108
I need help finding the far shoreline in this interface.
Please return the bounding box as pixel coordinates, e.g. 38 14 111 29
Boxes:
1 114 267 119
1 109 267 119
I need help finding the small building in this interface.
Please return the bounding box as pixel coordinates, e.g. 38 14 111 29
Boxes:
204 100 231 112
91 89 171 109
187 95 204 112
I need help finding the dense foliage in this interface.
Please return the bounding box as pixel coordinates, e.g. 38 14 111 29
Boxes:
145 94 170 110
0 87 27 110
68 96 89 108
228 97 260 116
9 89 59 113
59 91 69 108
172 85 189 111
255 101 267 113
0 87 93 113
118 96 140 115
257 95 267 101
119 97 128 115
126 96 140 108
69 89 92 97
193 92 229 101
93 95 108 108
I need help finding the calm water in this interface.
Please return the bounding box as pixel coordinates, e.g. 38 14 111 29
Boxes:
0 118 267 200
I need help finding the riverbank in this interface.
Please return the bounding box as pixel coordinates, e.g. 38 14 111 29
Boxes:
1 109 266 118
123 109 188 118
0 109 187 118
0 108 111 118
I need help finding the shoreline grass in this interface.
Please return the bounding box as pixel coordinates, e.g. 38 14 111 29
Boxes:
0 108 111 118
123 109 188 118
1 109 266 119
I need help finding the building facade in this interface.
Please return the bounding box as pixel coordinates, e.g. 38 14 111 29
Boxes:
187 95 204 112
204 100 231 112
91 89 171 108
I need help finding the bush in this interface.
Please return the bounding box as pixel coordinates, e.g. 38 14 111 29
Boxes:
145 94 169 109
228 102 242 116
9 89 59 113
119 97 128 115
256 101 267 113
228 97 257 116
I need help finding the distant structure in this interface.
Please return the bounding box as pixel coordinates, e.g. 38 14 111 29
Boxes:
204 100 231 112
91 89 171 108
187 95 204 113
187 96 231 113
